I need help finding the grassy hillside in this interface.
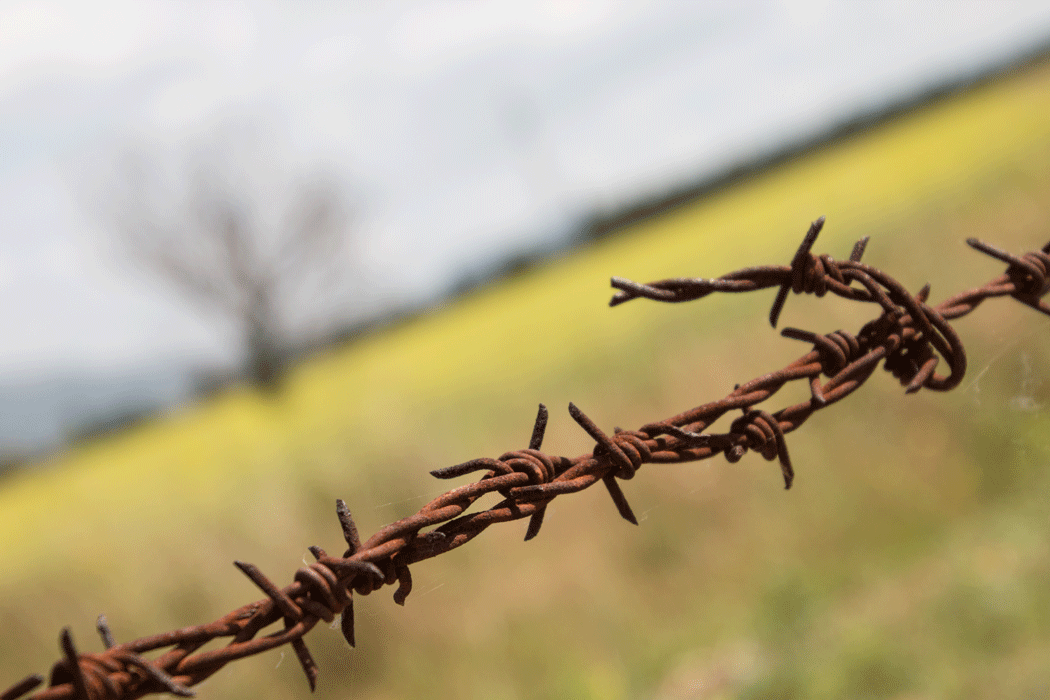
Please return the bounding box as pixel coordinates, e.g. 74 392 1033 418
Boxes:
2 60 1050 700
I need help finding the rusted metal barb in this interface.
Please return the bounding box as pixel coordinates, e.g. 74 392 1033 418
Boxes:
769 215 825 328
5 219 1049 700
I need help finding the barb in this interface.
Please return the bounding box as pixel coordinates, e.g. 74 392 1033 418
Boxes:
6 219 1049 700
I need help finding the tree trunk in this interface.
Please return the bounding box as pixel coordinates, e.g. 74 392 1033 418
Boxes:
244 291 285 392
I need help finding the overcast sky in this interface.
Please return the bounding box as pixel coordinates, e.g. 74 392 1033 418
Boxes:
2 1 1050 377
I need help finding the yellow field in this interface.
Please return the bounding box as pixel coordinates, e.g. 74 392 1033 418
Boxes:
2 60 1050 700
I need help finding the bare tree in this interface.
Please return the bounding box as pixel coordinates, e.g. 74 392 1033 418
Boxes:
105 130 352 392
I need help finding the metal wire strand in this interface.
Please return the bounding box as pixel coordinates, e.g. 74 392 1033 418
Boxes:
5 220 1049 700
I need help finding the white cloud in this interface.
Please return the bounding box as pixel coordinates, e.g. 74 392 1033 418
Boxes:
390 0 621 68
0 0 176 91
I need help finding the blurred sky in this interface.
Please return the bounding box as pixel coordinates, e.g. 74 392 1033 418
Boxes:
3 0 1050 376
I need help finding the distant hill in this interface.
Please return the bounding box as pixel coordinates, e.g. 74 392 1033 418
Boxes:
0 364 195 461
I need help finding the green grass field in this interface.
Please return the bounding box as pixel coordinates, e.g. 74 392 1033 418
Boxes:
3 61 1050 700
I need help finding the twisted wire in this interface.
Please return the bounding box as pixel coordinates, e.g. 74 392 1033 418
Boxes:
4 219 1048 700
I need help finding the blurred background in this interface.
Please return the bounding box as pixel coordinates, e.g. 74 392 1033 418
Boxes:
2 2 1050 699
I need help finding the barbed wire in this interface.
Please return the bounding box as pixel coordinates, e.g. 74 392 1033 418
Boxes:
4 218 1049 700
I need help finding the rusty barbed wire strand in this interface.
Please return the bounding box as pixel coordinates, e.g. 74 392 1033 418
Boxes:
4 219 1049 700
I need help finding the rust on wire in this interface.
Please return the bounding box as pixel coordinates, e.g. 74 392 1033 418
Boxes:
5 218 1049 700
